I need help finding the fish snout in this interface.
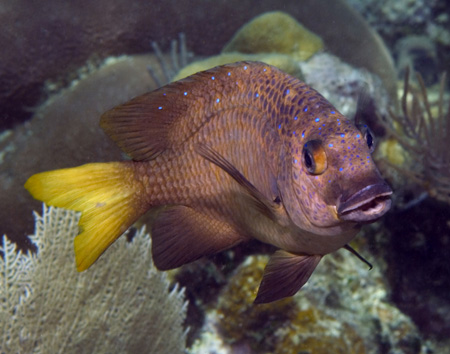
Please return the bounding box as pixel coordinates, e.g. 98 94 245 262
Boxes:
337 183 392 223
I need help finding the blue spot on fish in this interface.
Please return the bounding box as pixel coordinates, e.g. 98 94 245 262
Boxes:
356 134 361 138
304 107 308 112
211 76 215 80
339 167 343 171
315 117 320 122
158 106 162 110
216 98 220 103
184 92 187 96
331 111 335 114
294 116 298 120
255 93 259 98
244 65 248 70
227 72 231 76
278 124 282 129
329 143 333 147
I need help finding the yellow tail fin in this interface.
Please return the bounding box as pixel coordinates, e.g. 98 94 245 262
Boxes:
25 162 146 271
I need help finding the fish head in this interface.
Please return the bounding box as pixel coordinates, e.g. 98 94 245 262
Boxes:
280 109 392 236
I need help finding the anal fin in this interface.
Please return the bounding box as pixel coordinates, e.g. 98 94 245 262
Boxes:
151 205 245 270
254 250 322 304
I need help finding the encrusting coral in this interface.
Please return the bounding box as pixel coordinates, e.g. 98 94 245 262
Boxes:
0 205 187 353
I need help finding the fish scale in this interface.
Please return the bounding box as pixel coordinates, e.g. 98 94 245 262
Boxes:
25 61 392 303
138 106 274 227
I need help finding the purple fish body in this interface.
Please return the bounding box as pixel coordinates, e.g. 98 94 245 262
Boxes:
25 61 392 303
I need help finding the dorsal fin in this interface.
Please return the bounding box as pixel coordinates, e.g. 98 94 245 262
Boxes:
100 83 187 161
100 61 274 161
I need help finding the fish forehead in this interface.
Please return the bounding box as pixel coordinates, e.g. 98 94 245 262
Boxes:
253 71 372 171
288 113 373 172
229 63 358 143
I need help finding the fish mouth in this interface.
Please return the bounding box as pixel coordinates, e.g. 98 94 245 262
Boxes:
337 183 392 223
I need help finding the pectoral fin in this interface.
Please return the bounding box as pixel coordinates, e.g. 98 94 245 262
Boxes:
195 143 278 221
254 250 322 304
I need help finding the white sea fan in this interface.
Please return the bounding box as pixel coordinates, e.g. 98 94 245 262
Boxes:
0 205 187 353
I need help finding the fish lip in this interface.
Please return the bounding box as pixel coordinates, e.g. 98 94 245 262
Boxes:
337 183 393 223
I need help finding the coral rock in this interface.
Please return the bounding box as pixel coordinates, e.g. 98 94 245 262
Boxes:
222 11 324 61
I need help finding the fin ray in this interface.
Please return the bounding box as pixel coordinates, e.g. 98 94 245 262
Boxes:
100 62 270 161
151 205 245 270
254 250 322 304
25 162 147 271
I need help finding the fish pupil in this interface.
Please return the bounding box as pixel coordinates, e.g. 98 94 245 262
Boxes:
364 129 374 152
302 140 327 175
304 149 314 171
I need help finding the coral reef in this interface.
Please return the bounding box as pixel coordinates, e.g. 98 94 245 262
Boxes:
347 0 450 79
1 205 187 353
383 199 450 341
4 2 450 351
1 8 395 248
222 11 324 61
348 0 435 42
173 52 304 82
191 242 431 353
373 70 450 343
0 0 397 130
379 69 450 205
0 54 161 247
395 35 438 86
299 52 390 120
0 34 191 247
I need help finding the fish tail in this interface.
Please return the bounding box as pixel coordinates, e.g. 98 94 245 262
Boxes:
25 162 147 271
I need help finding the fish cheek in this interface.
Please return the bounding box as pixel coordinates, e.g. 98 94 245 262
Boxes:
296 163 344 227
277 163 310 228
288 167 323 226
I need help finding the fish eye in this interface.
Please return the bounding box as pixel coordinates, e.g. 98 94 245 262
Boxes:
302 140 327 175
362 125 375 152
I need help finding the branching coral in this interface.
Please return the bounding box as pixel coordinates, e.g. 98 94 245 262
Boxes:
1 205 187 353
380 69 450 205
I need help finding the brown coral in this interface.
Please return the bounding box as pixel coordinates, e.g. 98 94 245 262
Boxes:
222 11 324 61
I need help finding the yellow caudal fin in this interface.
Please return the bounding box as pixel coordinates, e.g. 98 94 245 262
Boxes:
25 162 147 271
